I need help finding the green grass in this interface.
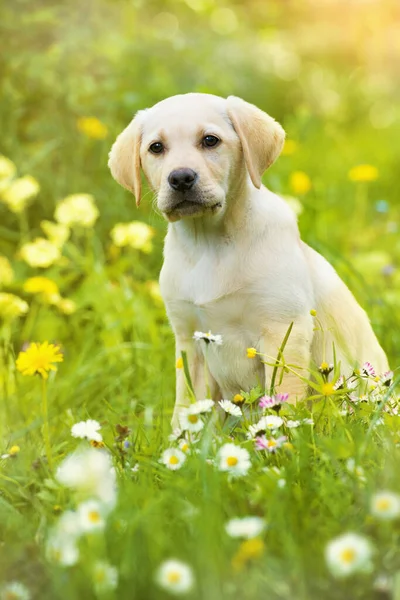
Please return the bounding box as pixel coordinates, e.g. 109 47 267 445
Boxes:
1 1 400 598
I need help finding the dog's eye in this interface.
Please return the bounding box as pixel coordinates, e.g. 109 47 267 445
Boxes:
203 135 220 148
149 142 164 154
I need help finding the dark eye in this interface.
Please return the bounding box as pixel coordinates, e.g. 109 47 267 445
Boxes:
149 142 164 154
203 135 220 148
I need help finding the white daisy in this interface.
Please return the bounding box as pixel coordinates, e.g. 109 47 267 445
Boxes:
325 532 373 578
77 499 106 533
370 491 400 520
178 438 191 453
218 400 242 417
285 419 301 428
248 415 283 438
179 407 205 433
71 419 102 442
217 443 251 477
155 559 194 595
225 516 266 539
193 330 223 345
161 448 186 471
46 533 79 566
92 561 119 593
190 399 214 414
56 448 117 509
0 582 31 600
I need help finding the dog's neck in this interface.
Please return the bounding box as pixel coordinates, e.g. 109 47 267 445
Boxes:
168 172 257 246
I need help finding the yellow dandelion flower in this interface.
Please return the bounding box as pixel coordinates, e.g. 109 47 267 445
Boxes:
321 382 335 396
1 175 40 213
41 220 70 247
0 256 14 287
20 238 61 268
0 293 29 320
0 155 17 181
9 445 20 456
289 171 312 195
247 347 257 358
348 164 379 182
77 116 108 140
16 341 64 379
281 139 298 156
176 357 183 369
23 277 59 302
232 537 265 570
233 393 244 403
110 221 155 253
55 194 99 228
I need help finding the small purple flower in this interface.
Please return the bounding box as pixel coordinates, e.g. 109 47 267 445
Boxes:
123 440 131 449
361 362 376 378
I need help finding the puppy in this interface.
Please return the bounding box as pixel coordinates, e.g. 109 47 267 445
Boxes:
109 93 389 427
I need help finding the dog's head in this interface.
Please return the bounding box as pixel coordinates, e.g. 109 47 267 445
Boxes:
108 93 285 222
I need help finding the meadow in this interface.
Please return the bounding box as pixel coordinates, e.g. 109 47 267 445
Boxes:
0 0 400 598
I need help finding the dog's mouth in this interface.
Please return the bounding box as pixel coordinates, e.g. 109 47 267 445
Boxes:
165 197 222 220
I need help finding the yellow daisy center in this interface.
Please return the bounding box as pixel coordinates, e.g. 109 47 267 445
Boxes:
167 571 181 584
88 510 101 523
340 548 356 564
227 456 238 467
267 440 277 448
181 443 189 452
169 455 179 465
376 498 390 512
188 414 198 424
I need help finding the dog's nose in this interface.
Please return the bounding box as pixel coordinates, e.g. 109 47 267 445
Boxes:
168 168 197 192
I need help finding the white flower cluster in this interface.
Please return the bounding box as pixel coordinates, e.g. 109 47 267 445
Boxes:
47 447 118 579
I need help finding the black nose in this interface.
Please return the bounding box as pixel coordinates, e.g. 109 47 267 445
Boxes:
168 168 197 192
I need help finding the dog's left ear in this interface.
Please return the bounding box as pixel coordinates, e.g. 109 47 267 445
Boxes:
108 111 145 207
226 96 285 189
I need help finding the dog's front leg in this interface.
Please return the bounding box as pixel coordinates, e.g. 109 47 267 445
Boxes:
260 317 313 401
172 337 219 429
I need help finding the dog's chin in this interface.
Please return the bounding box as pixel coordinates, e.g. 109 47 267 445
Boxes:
161 194 224 222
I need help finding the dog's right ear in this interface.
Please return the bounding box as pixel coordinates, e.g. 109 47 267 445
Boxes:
108 112 145 207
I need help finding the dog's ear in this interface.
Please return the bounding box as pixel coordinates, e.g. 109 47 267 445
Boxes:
108 112 145 207
226 96 285 189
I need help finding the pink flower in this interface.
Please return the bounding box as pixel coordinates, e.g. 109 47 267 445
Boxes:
361 362 376 378
255 435 287 452
259 393 289 409
380 371 393 386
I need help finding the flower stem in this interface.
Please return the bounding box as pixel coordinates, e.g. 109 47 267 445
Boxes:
41 377 53 470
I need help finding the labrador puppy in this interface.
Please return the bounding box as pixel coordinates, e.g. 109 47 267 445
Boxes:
109 93 389 426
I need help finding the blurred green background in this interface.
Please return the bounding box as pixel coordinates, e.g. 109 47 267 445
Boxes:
1 0 400 356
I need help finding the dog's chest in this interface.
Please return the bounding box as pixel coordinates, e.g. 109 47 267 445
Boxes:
161 259 266 394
